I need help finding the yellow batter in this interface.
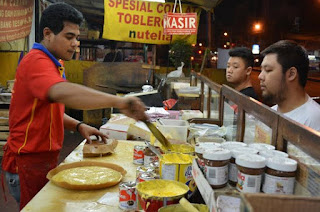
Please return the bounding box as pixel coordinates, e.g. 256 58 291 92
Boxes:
169 144 195 154
161 153 194 164
137 180 188 197
52 166 122 185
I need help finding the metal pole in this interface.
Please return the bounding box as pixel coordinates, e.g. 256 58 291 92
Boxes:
35 0 40 43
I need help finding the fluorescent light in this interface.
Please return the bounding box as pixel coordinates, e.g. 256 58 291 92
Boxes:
252 44 260 54
308 55 316 60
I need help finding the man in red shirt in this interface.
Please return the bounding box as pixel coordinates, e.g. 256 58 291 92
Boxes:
2 3 147 210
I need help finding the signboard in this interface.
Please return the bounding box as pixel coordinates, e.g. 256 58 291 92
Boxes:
103 0 201 45
0 0 34 42
163 12 197 35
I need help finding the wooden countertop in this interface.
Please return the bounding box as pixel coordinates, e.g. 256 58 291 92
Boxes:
22 140 144 212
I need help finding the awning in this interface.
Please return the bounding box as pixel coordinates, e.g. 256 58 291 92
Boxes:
47 0 223 17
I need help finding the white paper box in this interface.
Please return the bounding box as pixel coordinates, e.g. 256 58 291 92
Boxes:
100 123 129 140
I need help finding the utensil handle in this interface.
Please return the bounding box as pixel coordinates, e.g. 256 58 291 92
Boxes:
179 197 200 212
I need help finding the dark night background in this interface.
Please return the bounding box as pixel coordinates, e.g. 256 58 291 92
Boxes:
204 0 320 50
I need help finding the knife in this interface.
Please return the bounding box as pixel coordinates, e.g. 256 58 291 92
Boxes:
143 120 172 150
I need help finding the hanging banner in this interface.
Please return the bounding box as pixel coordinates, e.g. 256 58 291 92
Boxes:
0 0 34 42
163 12 197 35
103 0 201 45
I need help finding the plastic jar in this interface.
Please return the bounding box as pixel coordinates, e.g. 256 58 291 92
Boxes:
195 143 221 173
236 154 266 193
221 141 247 150
229 147 259 186
248 143 275 152
203 148 231 189
262 157 297 194
259 149 288 159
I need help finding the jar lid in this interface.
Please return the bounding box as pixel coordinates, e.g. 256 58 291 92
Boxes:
231 147 259 158
221 141 247 150
236 154 266 169
267 157 297 172
203 148 231 161
195 142 221 154
259 149 288 159
248 143 275 151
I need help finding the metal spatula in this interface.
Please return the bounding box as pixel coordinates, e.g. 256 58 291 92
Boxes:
143 120 172 150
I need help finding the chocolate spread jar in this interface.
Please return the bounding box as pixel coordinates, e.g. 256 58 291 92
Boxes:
221 141 247 150
236 154 266 193
262 157 297 194
229 147 259 186
195 142 221 172
259 149 288 159
203 148 231 189
248 143 275 153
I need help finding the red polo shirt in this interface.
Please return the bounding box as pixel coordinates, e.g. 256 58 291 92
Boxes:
2 49 66 173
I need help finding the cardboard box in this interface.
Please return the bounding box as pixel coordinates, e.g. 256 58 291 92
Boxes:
108 114 136 125
0 109 9 117
0 117 9 126
243 193 320 212
127 122 152 141
87 30 100 39
0 131 9 140
0 141 6 156
99 123 129 140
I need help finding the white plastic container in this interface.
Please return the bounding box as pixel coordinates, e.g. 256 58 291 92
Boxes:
196 136 225 144
221 141 247 150
157 119 189 142
259 149 288 159
248 143 275 152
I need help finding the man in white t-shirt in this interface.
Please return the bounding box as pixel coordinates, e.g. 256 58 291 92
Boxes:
259 40 320 131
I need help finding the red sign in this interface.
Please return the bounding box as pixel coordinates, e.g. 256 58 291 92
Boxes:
0 1 34 42
163 12 197 35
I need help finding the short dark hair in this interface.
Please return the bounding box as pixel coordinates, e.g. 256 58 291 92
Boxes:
39 2 83 41
229 47 254 68
261 40 309 87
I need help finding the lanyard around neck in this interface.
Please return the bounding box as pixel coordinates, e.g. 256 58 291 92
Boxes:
32 43 66 79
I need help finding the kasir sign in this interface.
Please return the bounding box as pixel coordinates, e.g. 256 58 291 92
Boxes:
163 13 197 35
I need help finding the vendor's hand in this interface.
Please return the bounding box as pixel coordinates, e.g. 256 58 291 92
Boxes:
78 123 108 144
119 97 148 121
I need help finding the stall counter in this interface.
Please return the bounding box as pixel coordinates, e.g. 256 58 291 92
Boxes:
21 140 143 212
